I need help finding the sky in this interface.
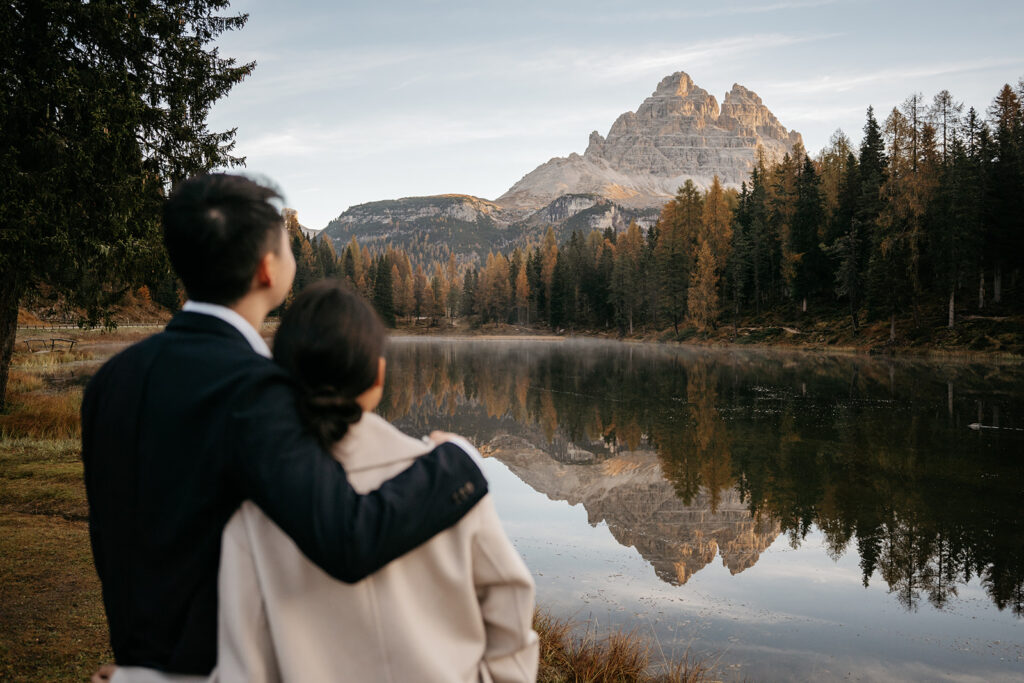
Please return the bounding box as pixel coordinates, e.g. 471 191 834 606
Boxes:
207 0 1024 229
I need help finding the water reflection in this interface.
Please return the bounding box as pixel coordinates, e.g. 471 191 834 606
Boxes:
380 339 1024 617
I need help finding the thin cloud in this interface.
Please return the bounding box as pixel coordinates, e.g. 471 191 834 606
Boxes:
518 34 837 82
532 0 850 24
238 107 623 160
764 58 1024 94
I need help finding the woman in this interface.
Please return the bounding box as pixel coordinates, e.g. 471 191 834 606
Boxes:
215 280 538 683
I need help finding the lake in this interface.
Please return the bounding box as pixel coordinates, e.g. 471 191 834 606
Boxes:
380 338 1024 682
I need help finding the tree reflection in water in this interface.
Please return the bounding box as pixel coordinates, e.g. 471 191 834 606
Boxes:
379 339 1024 617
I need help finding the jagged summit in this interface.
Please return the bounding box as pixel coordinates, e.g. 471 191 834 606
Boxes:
497 70 802 211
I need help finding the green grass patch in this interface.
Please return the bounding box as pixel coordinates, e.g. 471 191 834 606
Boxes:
0 511 111 681
0 439 87 520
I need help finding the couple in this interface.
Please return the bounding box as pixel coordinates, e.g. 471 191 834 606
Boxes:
81 174 539 682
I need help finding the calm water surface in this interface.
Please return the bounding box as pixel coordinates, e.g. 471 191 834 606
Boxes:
380 338 1024 682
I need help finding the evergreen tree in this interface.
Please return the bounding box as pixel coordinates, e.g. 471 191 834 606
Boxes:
790 155 827 312
655 181 702 333
824 152 866 331
747 161 773 313
0 0 252 409
929 134 981 328
610 222 645 334
726 183 754 331
460 268 478 317
986 84 1023 304
373 254 396 326
769 149 800 305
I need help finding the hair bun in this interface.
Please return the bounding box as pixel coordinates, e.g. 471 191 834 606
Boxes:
299 388 363 445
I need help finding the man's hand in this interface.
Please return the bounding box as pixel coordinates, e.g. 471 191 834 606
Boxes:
428 430 464 445
91 663 116 682
427 431 488 467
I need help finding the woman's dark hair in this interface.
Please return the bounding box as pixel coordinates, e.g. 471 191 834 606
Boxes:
163 173 284 305
273 280 387 448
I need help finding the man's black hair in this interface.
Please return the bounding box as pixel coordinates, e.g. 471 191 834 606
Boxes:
163 173 285 305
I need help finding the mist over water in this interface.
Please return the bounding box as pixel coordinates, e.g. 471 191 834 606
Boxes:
380 338 1024 681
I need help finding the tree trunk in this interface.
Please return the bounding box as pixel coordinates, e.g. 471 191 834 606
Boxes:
801 297 807 313
0 277 23 413
994 262 1002 304
889 311 896 343
849 297 859 334
978 268 985 310
947 286 955 329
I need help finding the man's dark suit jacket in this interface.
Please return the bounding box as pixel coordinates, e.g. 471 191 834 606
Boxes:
81 311 487 675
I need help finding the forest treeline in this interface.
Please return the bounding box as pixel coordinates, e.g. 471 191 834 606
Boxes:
290 80 1024 341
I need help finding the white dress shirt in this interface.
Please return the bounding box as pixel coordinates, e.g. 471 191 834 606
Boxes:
182 300 272 358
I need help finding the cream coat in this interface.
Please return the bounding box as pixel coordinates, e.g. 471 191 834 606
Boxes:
215 412 539 683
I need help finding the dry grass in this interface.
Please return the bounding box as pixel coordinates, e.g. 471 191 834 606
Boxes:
534 611 714 683
0 389 82 440
5 369 45 393
10 347 95 368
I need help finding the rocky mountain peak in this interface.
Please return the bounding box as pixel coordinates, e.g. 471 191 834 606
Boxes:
498 70 802 211
654 70 694 97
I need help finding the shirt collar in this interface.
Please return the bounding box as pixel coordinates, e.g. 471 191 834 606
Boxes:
181 300 272 358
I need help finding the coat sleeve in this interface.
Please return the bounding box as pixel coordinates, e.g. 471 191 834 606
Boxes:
471 496 539 683
228 370 488 583
215 505 280 683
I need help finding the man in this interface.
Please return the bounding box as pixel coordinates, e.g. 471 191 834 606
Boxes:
81 174 488 679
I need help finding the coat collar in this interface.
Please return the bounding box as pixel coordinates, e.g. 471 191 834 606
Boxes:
165 311 262 355
332 412 432 473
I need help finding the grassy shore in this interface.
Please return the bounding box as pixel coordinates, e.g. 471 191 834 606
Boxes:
0 343 716 682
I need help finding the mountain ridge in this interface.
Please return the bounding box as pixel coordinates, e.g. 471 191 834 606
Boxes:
322 70 801 259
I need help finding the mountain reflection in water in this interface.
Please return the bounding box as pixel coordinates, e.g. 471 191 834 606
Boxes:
379 338 1024 618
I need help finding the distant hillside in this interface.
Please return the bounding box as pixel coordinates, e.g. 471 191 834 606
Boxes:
321 193 659 262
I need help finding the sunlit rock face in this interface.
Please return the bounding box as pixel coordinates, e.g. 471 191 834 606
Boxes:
489 437 780 586
497 71 802 211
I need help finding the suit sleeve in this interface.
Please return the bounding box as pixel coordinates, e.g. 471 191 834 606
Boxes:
471 496 539 683
228 371 487 583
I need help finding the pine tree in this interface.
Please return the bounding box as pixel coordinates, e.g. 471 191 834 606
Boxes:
460 268 478 318
726 182 753 330
0 0 253 409
655 181 702 334
790 155 827 312
824 152 865 331
540 227 559 322
986 84 1023 304
610 222 645 334
373 254 396 326
929 133 981 328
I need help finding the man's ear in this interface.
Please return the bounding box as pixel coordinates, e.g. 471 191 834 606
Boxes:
254 251 274 288
375 356 386 388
